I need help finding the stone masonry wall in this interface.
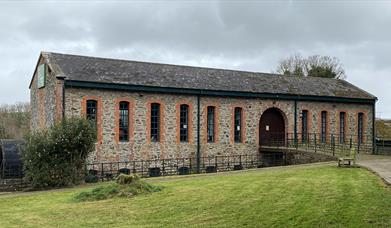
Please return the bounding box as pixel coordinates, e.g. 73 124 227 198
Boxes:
64 88 374 163
30 56 63 130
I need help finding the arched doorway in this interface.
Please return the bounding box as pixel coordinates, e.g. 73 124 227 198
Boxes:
259 108 286 146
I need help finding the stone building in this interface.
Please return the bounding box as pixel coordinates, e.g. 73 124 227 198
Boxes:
29 52 377 163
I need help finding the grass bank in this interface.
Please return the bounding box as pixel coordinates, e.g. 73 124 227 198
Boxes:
1 163 391 227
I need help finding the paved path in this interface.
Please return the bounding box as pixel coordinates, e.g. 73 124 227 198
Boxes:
357 154 391 185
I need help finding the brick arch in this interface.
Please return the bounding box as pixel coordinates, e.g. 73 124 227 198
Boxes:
81 96 103 144
230 104 246 144
258 107 287 146
318 110 331 143
114 98 135 144
175 100 194 144
356 111 368 144
146 100 165 144
203 102 220 144
256 105 290 146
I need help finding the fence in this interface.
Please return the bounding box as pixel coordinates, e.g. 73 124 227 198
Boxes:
2 132 390 188
0 163 26 191
0 162 23 179
375 139 391 155
260 132 374 157
85 153 286 181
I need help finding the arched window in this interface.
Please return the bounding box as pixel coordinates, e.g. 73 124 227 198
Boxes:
321 111 327 143
150 103 160 142
234 107 243 143
207 106 215 143
119 102 129 142
180 104 189 142
358 112 364 144
301 110 308 143
339 112 346 143
86 100 97 124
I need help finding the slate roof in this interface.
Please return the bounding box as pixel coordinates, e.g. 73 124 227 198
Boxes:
38 52 376 100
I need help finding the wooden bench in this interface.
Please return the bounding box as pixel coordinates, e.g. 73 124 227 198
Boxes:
338 147 357 167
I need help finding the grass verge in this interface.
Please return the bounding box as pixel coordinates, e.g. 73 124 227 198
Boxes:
1 164 391 227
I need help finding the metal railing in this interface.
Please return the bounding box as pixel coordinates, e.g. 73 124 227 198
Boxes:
84 145 341 182
259 132 373 157
2 132 388 189
85 154 285 181
0 162 23 179
375 139 391 155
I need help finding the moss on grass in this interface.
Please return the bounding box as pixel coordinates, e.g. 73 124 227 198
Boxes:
74 175 162 202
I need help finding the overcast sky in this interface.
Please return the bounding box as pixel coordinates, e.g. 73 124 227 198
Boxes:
0 1 390 118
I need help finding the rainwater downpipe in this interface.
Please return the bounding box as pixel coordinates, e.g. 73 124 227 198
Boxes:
196 94 201 173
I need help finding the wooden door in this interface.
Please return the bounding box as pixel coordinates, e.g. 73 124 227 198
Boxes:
259 108 285 146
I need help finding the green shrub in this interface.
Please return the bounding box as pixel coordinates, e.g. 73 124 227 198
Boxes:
22 118 96 189
74 177 162 202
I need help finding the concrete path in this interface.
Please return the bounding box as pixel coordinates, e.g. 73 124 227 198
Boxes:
357 154 391 185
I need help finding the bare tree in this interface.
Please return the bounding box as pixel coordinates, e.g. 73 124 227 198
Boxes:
275 54 347 79
0 102 30 139
275 53 306 77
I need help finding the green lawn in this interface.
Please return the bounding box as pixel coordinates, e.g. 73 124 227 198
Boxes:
1 163 391 227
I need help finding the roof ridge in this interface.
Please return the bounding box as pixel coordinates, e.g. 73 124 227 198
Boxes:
35 51 376 101
44 51 342 83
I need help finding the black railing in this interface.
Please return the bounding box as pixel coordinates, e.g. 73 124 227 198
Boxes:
2 132 388 189
0 153 287 189
375 139 391 155
260 132 373 157
0 162 23 179
84 153 295 181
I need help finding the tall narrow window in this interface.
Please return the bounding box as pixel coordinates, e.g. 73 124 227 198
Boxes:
321 111 327 143
180 104 189 142
302 110 308 143
86 100 97 124
119 102 129 142
339 112 346 144
358 112 364 144
207 106 215 143
151 103 160 142
234 107 242 143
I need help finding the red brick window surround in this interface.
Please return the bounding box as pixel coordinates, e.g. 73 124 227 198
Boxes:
339 112 346 144
81 96 103 144
358 112 364 144
150 103 161 142
321 111 328 143
114 98 134 144
301 110 309 143
86 100 97 124
119 101 130 142
176 101 193 144
234 107 243 143
179 104 189 142
207 106 216 143
146 100 165 144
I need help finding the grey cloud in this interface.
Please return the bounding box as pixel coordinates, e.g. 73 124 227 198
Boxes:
0 0 390 117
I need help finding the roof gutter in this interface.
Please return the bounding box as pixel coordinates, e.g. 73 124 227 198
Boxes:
64 80 377 105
